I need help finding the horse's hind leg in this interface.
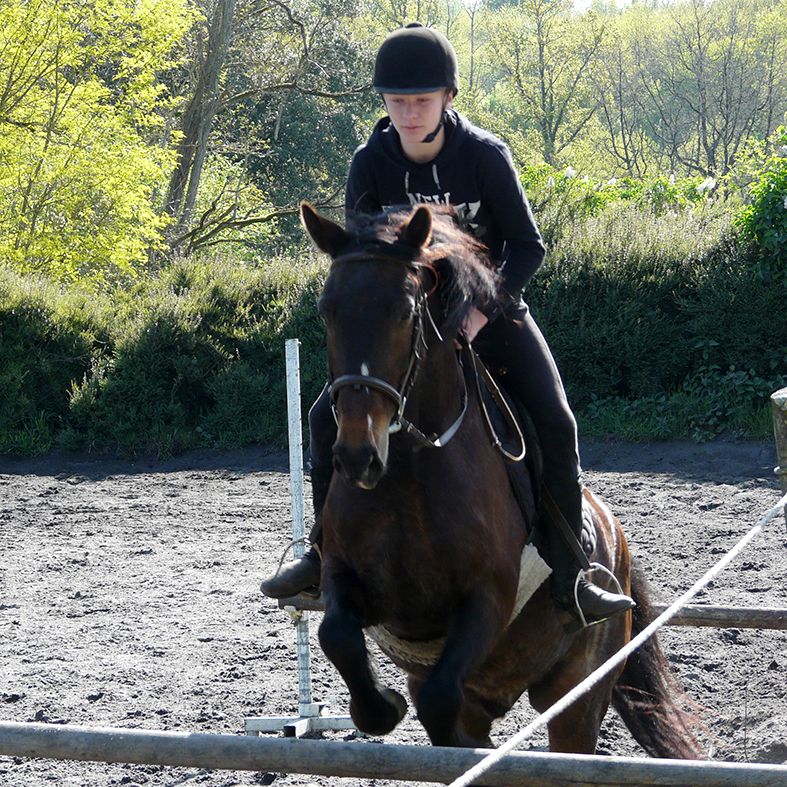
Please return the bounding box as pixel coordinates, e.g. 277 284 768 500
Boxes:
319 597 407 736
530 669 617 753
545 691 611 753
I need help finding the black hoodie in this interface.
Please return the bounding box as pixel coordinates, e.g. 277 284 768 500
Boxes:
345 110 546 301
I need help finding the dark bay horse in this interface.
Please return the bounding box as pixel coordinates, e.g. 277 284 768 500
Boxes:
300 201 703 757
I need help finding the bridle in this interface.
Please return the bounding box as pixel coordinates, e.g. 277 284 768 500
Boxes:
328 255 468 450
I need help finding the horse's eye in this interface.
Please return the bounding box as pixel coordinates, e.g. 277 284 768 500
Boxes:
396 302 415 325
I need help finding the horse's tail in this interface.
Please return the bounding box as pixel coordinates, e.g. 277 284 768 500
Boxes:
611 562 706 759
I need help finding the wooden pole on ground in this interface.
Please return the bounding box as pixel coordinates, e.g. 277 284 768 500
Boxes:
650 604 787 629
1 721 786 787
280 595 787 630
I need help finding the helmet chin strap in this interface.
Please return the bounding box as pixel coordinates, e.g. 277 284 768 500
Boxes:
421 111 446 144
420 94 451 144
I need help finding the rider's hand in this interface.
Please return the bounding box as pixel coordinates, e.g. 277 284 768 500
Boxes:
463 307 489 342
461 307 488 343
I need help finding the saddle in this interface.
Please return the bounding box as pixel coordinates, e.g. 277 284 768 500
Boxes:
462 344 597 560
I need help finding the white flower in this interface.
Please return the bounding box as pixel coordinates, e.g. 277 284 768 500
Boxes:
669 174 676 186
546 176 556 188
564 166 577 179
697 177 717 193
783 195 787 210
607 177 617 186
582 174 590 184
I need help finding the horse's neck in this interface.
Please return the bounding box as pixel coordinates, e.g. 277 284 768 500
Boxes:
409 341 465 434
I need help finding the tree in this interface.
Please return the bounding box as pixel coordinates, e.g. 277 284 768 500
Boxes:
0 0 193 280
162 0 374 252
626 0 787 177
164 0 238 233
484 0 606 165
590 12 655 177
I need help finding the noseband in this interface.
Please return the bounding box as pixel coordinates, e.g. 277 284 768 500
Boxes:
328 258 468 450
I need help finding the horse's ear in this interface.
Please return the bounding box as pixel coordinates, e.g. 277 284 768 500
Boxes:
402 205 433 250
301 202 352 257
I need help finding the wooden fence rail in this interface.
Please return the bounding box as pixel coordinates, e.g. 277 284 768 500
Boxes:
1 721 786 787
281 596 787 629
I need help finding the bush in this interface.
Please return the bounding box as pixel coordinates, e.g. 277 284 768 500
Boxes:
1 195 785 455
521 165 722 248
528 200 787 440
735 126 787 281
0 272 100 454
0 253 329 456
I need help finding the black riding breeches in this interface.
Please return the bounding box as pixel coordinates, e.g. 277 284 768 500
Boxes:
471 300 581 501
309 383 335 474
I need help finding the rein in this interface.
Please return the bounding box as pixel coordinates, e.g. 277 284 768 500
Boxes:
460 336 527 462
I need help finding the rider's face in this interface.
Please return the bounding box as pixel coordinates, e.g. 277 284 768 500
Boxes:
382 90 453 145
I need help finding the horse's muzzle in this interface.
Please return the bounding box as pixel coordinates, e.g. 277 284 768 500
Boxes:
332 442 386 489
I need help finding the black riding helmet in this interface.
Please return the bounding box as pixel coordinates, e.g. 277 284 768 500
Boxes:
373 22 459 95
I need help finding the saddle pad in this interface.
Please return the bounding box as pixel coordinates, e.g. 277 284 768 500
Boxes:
365 544 552 667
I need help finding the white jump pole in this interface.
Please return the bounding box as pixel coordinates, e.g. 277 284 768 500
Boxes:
2 720 787 787
245 339 353 737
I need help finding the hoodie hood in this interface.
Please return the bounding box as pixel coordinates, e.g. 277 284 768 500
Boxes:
367 110 469 174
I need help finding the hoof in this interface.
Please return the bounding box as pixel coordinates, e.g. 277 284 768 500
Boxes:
351 688 407 736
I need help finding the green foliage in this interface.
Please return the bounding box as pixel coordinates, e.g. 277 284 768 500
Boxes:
180 154 282 256
2 194 785 455
0 271 105 454
734 127 787 281
481 1 604 166
0 252 329 456
0 0 193 281
203 0 375 247
527 199 786 441
519 164 722 247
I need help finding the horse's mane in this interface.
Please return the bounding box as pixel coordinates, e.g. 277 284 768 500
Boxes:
346 206 500 335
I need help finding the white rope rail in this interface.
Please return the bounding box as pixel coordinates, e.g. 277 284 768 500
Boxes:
448 490 787 787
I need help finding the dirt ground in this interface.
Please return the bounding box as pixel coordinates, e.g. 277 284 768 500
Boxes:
1 436 786 786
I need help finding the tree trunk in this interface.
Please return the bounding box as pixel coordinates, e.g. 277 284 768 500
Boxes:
165 0 237 239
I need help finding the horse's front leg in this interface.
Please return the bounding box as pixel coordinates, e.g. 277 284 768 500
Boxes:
318 570 407 736
415 595 505 747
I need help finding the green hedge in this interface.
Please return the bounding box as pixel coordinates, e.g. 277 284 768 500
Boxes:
1 203 785 456
529 203 786 440
0 257 330 455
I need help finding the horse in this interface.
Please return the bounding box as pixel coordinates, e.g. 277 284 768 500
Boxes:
300 201 703 757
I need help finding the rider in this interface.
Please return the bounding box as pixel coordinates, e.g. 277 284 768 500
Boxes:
261 23 635 625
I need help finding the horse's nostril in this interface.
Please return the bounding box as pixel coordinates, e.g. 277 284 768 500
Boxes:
333 443 385 488
334 444 373 472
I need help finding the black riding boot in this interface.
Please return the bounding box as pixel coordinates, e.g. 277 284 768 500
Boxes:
545 485 635 626
260 465 331 599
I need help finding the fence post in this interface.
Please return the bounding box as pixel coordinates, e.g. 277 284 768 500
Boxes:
245 339 354 737
771 386 787 526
